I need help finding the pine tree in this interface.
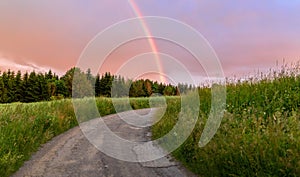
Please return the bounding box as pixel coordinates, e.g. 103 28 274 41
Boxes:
25 71 39 102
0 75 8 103
129 80 147 97
152 81 159 94
100 72 113 97
37 73 49 101
158 83 165 95
144 79 153 96
47 81 56 98
8 70 16 102
163 85 175 96
95 74 101 97
86 68 95 93
72 69 94 98
46 70 53 80
21 72 29 102
61 67 81 97
55 79 67 97
111 75 128 97
14 71 22 102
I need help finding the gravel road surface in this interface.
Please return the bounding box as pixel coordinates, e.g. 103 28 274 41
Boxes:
13 108 196 177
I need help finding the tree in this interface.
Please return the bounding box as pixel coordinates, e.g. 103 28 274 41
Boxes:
95 74 101 97
55 80 67 97
46 70 53 80
158 83 165 95
61 67 82 97
129 80 147 97
99 72 113 97
37 73 49 101
25 71 39 102
0 67 182 102
47 81 56 98
72 69 94 98
6 70 16 102
111 75 128 97
144 79 153 96
14 71 23 102
178 83 189 94
0 75 8 103
163 85 175 96
86 68 93 82
21 72 29 102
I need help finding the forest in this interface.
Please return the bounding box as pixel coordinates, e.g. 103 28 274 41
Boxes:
0 67 192 103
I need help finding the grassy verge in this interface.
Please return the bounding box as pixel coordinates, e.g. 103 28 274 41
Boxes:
152 74 300 176
0 97 150 177
1 69 299 176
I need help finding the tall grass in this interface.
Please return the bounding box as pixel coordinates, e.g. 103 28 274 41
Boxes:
1 64 299 176
152 65 300 176
0 97 150 177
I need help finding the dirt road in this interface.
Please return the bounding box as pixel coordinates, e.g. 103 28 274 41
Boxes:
13 108 196 177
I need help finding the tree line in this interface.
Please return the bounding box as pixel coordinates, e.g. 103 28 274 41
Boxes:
0 67 193 103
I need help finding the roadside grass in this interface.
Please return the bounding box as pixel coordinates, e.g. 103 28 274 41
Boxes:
1 65 299 177
0 97 151 177
153 68 300 176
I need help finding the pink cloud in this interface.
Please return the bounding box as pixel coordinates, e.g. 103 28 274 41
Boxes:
0 54 63 75
0 0 299 82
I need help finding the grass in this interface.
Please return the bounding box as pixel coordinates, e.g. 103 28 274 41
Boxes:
1 64 299 176
0 97 150 177
152 66 300 176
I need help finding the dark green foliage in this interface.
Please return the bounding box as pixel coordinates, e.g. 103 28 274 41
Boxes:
61 67 79 97
99 72 113 97
72 69 94 98
163 84 176 96
0 67 187 103
0 75 8 103
95 74 101 97
0 70 52 103
111 75 129 97
129 79 147 97
14 71 22 102
54 80 67 97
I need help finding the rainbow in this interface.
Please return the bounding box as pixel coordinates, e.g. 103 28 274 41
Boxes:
128 0 166 83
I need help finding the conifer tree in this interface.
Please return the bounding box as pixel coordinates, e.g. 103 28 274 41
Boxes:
100 72 113 97
14 71 23 102
21 72 30 102
95 74 101 97
26 71 39 102
55 79 67 97
0 75 8 103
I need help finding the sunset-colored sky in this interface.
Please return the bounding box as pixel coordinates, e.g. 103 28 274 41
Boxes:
0 0 299 83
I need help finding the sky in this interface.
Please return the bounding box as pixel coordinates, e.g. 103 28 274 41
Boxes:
0 0 299 83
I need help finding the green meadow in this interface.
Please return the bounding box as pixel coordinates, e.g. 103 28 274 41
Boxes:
0 66 299 177
0 98 150 177
153 67 300 176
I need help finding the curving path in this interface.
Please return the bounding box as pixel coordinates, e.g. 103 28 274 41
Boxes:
13 109 196 177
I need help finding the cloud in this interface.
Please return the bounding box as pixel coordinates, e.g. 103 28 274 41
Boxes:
0 56 63 75
0 0 299 79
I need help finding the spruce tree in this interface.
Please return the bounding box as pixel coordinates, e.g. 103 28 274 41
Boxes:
37 73 49 101
21 72 29 102
0 75 8 103
14 71 23 102
95 74 101 97
25 71 39 102
55 79 67 97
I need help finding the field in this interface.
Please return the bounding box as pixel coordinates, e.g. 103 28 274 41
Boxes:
0 97 151 177
0 67 300 177
153 68 300 176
